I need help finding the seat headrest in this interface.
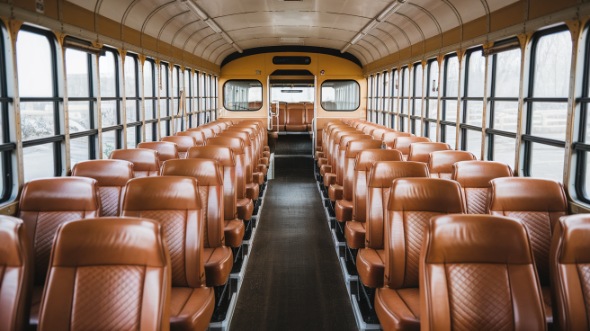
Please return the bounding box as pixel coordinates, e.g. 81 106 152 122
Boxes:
0 216 27 266
368 161 429 188
346 140 383 158
177 131 206 146
110 148 159 171
389 178 464 213
189 127 214 139
227 126 257 137
382 132 412 147
489 177 567 212
452 160 513 188
425 214 533 264
51 217 168 267
161 136 198 152
137 141 179 160
220 131 252 146
207 137 245 154
428 150 476 174
72 159 133 186
335 131 363 144
371 128 388 141
409 142 451 156
19 177 99 212
355 149 403 171
161 158 223 186
392 136 431 151
554 214 590 263
187 146 235 166
122 176 201 211
340 134 372 148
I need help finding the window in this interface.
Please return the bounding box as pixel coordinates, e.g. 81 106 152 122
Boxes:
125 54 141 147
523 27 571 181
99 47 122 158
172 65 183 132
367 75 374 122
399 67 410 132
65 44 97 165
411 62 423 136
224 80 263 111
185 68 196 128
321 80 360 111
424 59 439 139
17 27 62 181
441 54 459 148
159 62 171 137
144 59 157 142
391 69 399 129
460 48 485 157
486 41 521 170
383 71 391 127
375 73 382 124
575 24 590 202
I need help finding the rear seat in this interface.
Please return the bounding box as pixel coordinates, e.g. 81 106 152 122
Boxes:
17 177 100 328
121 176 215 331
304 102 314 131
452 160 513 214
162 135 199 158
285 103 307 132
110 148 160 177
37 217 175 331
489 177 568 327
428 150 476 179
270 102 287 132
161 159 233 288
374 178 465 331
187 145 245 249
71 159 133 216
357 162 430 289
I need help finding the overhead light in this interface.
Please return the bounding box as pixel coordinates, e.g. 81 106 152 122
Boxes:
180 0 208 20
341 43 352 53
377 0 405 22
205 20 222 33
350 33 364 45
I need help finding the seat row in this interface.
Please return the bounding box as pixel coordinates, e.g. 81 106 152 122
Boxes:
0 117 270 331
270 101 314 132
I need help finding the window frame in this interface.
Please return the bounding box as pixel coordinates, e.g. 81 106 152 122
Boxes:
320 79 361 111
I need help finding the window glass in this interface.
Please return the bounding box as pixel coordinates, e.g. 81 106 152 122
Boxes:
23 144 54 181
102 130 117 159
490 135 516 169
492 101 519 132
465 130 482 158
321 80 360 111
70 137 90 166
225 80 263 111
20 101 55 140
126 128 137 148
68 101 91 133
495 49 521 98
529 143 564 181
445 125 457 147
101 100 117 127
532 30 572 98
445 56 459 97
413 64 423 115
426 61 439 120
467 50 485 98
145 123 155 142
66 49 89 98
99 50 117 97
17 31 53 97
401 67 409 115
530 102 568 139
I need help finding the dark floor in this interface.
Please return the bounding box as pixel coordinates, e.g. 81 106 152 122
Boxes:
230 135 357 331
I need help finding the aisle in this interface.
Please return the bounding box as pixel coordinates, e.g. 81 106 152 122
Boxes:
230 135 357 331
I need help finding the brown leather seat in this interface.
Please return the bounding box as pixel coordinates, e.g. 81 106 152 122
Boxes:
374 178 465 331
388 136 430 160
189 127 215 140
427 150 476 179
71 159 134 216
162 136 199 158
356 162 430 289
161 158 233 287
270 102 287 132
0 216 31 331
187 145 245 248
121 176 215 331
110 148 160 177
323 130 364 190
420 214 546 331
138 141 180 166
177 130 206 147
37 217 172 331
489 177 568 326
452 160 513 214
335 139 383 224
407 142 451 163
207 136 254 222
304 102 314 131
328 133 372 202
220 130 261 199
344 149 404 249
551 214 590 331
381 132 412 150
17 177 100 328
319 126 357 177
285 103 307 132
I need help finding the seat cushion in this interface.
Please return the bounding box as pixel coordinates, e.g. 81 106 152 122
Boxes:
345 221 365 249
323 173 336 189
356 248 385 288
203 247 233 287
319 163 331 176
375 288 420 331
335 199 353 223
170 287 215 331
224 219 245 248
328 184 343 202
237 198 253 221
246 183 260 201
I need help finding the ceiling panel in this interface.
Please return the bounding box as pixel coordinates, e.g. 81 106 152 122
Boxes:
66 0 522 66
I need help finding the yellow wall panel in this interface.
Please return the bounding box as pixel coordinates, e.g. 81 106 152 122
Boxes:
424 36 441 55
142 35 158 53
529 0 578 20
411 41 424 57
490 1 526 32
62 1 94 32
122 26 141 48
442 27 461 47
97 16 120 41
463 17 488 40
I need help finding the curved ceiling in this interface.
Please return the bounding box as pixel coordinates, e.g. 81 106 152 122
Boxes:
68 0 518 66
